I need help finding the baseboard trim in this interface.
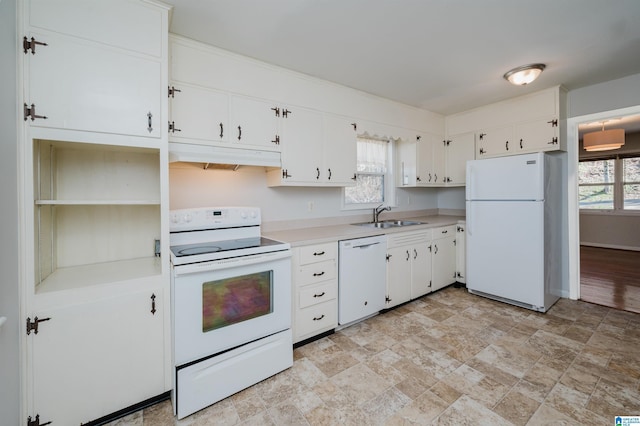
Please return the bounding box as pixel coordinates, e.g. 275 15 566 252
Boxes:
83 391 171 426
580 242 640 252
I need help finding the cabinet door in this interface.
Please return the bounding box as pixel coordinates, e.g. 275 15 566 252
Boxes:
386 247 412 308
516 118 559 152
30 288 165 425
27 32 161 138
416 134 434 185
446 132 475 185
280 107 324 183
323 115 357 185
169 83 228 144
431 137 446 184
477 125 512 158
410 243 432 299
229 96 279 149
397 137 417 186
432 236 456 291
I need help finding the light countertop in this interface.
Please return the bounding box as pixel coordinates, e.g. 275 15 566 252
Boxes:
264 214 465 247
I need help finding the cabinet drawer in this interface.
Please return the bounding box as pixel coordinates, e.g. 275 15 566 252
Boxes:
297 260 336 286
298 242 337 265
432 225 456 239
295 300 337 340
299 281 337 309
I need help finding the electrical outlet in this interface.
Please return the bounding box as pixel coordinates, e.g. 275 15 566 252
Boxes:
308 201 314 212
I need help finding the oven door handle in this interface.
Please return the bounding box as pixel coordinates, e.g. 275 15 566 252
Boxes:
173 249 291 276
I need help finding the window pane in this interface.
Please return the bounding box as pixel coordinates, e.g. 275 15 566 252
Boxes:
345 174 384 204
579 185 614 209
624 184 640 210
623 157 640 183
356 138 387 173
578 159 615 184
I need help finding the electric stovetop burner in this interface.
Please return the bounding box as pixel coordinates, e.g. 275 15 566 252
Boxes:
170 237 284 258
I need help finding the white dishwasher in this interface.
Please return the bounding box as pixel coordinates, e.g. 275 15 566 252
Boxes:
338 235 387 325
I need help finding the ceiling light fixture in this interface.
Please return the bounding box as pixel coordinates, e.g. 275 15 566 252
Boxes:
503 63 546 86
583 122 625 151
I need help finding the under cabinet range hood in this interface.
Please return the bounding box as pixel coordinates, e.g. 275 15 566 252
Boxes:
168 143 281 169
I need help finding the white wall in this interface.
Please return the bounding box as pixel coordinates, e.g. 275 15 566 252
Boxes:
578 132 640 251
569 73 640 118
0 0 21 424
169 163 440 223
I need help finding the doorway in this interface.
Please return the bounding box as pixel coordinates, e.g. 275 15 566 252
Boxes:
567 105 640 308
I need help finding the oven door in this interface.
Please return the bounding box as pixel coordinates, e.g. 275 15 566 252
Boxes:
172 250 291 366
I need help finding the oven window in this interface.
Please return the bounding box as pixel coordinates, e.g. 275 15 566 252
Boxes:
202 270 273 333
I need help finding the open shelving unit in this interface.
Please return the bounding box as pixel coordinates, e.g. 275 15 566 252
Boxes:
33 139 163 293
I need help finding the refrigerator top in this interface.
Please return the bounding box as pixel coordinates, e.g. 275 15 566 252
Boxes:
466 152 552 201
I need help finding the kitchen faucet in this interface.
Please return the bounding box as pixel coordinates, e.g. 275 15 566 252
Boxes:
373 204 392 223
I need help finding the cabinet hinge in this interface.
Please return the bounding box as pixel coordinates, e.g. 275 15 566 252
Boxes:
479 133 486 140
271 107 280 117
453 239 457 246
548 119 558 127
23 36 47 54
351 122 357 131
457 272 464 278
168 85 181 98
27 414 51 426
386 254 391 262
444 139 451 146
168 121 181 133
416 135 421 141
282 109 291 118
26 317 51 335
385 296 392 303
457 226 464 233
23 103 47 121
271 135 280 145
479 148 486 155
282 169 291 179
548 137 558 145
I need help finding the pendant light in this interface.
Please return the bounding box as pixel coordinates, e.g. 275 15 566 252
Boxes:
503 64 546 86
583 122 625 151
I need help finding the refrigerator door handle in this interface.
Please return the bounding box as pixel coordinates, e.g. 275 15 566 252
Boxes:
467 203 473 237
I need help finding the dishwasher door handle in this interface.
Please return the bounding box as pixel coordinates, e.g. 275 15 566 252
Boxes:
353 242 381 249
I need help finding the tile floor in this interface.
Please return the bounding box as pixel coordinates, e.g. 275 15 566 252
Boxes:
107 286 640 425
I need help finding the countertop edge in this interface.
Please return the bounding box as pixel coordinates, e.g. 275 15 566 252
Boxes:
264 215 466 247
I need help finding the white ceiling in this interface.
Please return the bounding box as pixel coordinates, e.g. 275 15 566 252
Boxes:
167 0 640 117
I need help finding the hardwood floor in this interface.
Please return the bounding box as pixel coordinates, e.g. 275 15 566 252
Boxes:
580 245 640 314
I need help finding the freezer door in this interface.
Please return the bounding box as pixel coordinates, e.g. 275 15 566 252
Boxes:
466 200 544 308
466 152 544 201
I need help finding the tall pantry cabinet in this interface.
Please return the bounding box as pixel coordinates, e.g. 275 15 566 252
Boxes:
18 1 171 425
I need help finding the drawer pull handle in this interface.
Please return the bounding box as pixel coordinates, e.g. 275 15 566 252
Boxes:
313 251 325 256
313 292 325 298
313 314 325 321
313 271 325 277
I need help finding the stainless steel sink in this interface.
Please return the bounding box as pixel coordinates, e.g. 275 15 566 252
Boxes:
352 220 426 228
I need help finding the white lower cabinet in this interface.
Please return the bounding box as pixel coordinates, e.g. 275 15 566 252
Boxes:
30 285 165 425
292 242 338 343
432 225 457 291
386 231 432 308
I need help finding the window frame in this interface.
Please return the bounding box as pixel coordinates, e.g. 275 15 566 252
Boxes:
578 154 640 215
342 136 396 211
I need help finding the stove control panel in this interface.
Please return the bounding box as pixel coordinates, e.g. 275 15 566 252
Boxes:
170 207 261 232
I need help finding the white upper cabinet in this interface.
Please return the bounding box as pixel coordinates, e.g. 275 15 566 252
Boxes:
322 115 357 185
445 132 475 185
229 95 281 150
168 83 228 144
24 1 165 139
448 86 566 160
268 112 356 187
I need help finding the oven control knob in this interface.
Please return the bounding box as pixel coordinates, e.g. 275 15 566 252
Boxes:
183 213 192 223
249 211 257 218
170 214 179 224
240 211 248 219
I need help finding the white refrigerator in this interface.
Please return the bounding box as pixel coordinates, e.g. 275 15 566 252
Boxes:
465 152 563 312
